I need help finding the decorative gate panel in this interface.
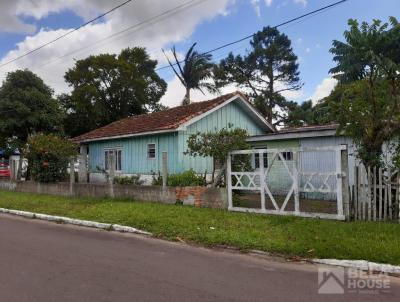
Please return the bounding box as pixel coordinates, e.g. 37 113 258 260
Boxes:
227 146 348 220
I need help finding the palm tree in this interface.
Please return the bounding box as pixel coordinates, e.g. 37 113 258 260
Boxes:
163 43 217 105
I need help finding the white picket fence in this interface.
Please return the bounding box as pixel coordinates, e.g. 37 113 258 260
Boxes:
352 165 400 221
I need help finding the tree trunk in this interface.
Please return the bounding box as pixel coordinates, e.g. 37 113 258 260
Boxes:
211 162 227 187
182 88 190 105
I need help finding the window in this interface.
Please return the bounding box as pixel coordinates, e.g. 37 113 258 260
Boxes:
104 149 122 171
254 149 268 169
147 143 156 159
278 151 293 161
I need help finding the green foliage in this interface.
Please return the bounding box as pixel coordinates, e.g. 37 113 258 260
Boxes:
164 43 217 105
185 126 249 165
152 172 163 186
214 26 301 125
284 99 334 127
0 69 64 146
25 134 77 183
152 170 206 187
330 17 400 84
328 17 400 167
166 170 206 187
2 190 400 265
113 175 144 186
62 47 167 137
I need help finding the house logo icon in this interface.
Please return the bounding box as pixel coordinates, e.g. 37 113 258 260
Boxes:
318 267 345 294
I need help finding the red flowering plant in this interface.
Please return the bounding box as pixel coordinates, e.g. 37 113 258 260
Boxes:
25 134 77 183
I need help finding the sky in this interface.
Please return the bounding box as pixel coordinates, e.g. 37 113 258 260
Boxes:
0 0 398 108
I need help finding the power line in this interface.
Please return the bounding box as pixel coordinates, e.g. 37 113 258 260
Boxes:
0 0 135 69
157 0 348 71
31 0 206 72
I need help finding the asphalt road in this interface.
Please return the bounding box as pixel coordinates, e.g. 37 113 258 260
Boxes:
0 214 399 302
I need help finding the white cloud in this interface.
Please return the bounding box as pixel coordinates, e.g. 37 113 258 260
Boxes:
264 0 273 6
0 0 232 106
294 0 307 6
160 75 236 107
311 77 337 105
305 47 311 53
297 37 303 44
250 0 261 17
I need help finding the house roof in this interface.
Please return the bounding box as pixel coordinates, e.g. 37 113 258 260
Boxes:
248 124 339 142
73 92 274 143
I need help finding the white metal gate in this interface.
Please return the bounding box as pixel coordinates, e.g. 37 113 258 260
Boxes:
227 146 348 220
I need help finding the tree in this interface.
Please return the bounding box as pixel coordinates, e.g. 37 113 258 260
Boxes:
163 43 216 105
214 26 302 126
63 47 167 137
284 99 333 127
328 17 400 167
0 69 64 178
185 126 249 186
25 134 77 183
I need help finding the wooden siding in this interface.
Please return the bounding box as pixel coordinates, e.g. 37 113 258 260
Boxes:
87 100 269 175
88 132 179 175
178 101 267 173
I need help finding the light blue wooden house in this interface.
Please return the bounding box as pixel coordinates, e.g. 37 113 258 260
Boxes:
74 92 274 183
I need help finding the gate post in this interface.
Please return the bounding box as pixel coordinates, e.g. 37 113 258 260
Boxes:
226 153 233 210
340 145 350 220
293 151 300 213
259 150 266 212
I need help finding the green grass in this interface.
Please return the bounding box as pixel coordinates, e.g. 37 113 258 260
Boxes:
0 190 399 265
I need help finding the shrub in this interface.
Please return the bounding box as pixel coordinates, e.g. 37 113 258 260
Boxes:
113 175 144 185
25 134 77 183
152 172 163 186
167 169 206 187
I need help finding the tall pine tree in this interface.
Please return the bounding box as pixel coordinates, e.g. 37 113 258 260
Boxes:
214 26 302 126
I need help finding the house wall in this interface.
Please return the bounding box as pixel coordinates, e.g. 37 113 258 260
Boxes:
88 132 179 181
87 100 269 182
177 101 267 173
249 139 300 195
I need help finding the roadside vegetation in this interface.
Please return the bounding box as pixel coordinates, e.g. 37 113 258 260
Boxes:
0 190 399 265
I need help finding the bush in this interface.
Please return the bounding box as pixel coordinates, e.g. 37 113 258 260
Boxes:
152 170 206 187
26 134 77 183
113 175 144 185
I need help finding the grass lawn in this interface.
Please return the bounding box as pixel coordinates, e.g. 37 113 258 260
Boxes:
0 190 399 265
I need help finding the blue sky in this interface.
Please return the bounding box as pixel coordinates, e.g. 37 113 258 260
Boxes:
0 0 398 106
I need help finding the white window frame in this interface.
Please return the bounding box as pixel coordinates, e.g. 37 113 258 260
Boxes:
278 151 293 161
147 143 156 159
104 147 122 171
252 147 268 169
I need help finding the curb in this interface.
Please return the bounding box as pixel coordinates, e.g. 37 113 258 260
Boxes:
312 259 400 275
0 208 152 236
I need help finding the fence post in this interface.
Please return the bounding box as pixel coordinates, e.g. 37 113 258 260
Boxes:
108 152 115 198
9 159 16 181
293 151 300 213
162 152 168 189
78 145 88 183
259 150 266 212
69 157 75 196
340 145 350 220
227 153 233 210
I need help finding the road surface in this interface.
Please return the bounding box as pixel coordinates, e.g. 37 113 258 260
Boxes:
0 214 399 301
